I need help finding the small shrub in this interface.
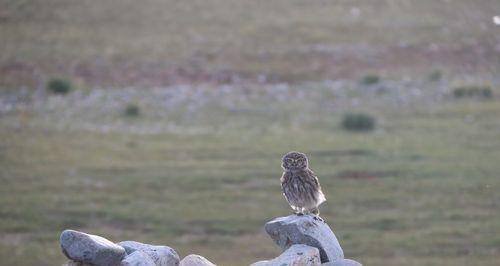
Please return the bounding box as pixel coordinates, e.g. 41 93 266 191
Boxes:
428 70 442 81
452 86 493 99
453 87 466 98
361 75 380 85
124 104 140 117
481 87 493 98
47 78 72 94
341 113 376 132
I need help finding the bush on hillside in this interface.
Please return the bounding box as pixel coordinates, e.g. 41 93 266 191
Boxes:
47 78 72 95
341 113 376 132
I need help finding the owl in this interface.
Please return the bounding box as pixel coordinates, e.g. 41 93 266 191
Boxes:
280 151 326 220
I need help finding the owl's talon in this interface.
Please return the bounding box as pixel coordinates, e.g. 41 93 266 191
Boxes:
313 216 324 222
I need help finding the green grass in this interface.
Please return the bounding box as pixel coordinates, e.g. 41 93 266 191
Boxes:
1 88 500 265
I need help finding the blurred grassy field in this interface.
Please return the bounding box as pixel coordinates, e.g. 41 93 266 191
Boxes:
1 0 500 266
1 83 500 265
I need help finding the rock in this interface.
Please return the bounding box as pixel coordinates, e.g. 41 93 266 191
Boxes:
120 251 156 266
60 230 126 266
179 254 217 266
322 259 362 266
118 241 180 266
62 261 93 266
249 261 269 266
249 244 321 266
265 215 344 263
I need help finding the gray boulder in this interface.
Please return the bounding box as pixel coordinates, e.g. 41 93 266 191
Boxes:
60 230 126 266
265 215 344 263
120 251 156 266
118 241 180 266
179 254 217 266
322 259 362 266
250 244 321 266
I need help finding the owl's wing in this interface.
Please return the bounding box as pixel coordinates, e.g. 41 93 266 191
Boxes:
308 168 326 203
280 171 290 187
307 169 320 187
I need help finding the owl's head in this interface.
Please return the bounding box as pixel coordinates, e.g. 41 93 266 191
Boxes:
282 151 308 171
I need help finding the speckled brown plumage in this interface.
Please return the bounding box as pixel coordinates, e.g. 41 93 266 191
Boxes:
280 151 326 218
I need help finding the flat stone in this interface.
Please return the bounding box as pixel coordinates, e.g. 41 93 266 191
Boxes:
265 215 344 263
60 230 126 266
249 244 321 266
118 241 180 266
322 259 362 266
120 251 156 266
179 254 216 266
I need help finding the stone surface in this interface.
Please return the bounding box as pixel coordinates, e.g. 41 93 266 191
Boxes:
265 215 344 263
179 254 217 266
120 251 156 266
322 259 362 266
249 261 269 266
60 230 126 266
62 261 93 266
118 241 180 266
249 244 321 266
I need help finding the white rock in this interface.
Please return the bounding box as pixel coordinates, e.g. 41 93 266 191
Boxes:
265 215 344 263
249 244 321 266
118 241 179 266
60 230 126 266
120 251 157 266
179 254 217 266
322 259 362 266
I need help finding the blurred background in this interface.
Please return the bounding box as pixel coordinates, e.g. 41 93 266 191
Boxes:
1 0 500 265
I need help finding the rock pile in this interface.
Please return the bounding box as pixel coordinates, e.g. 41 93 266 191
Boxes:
264 215 344 263
250 244 321 266
60 230 214 266
59 214 360 266
252 215 361 266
